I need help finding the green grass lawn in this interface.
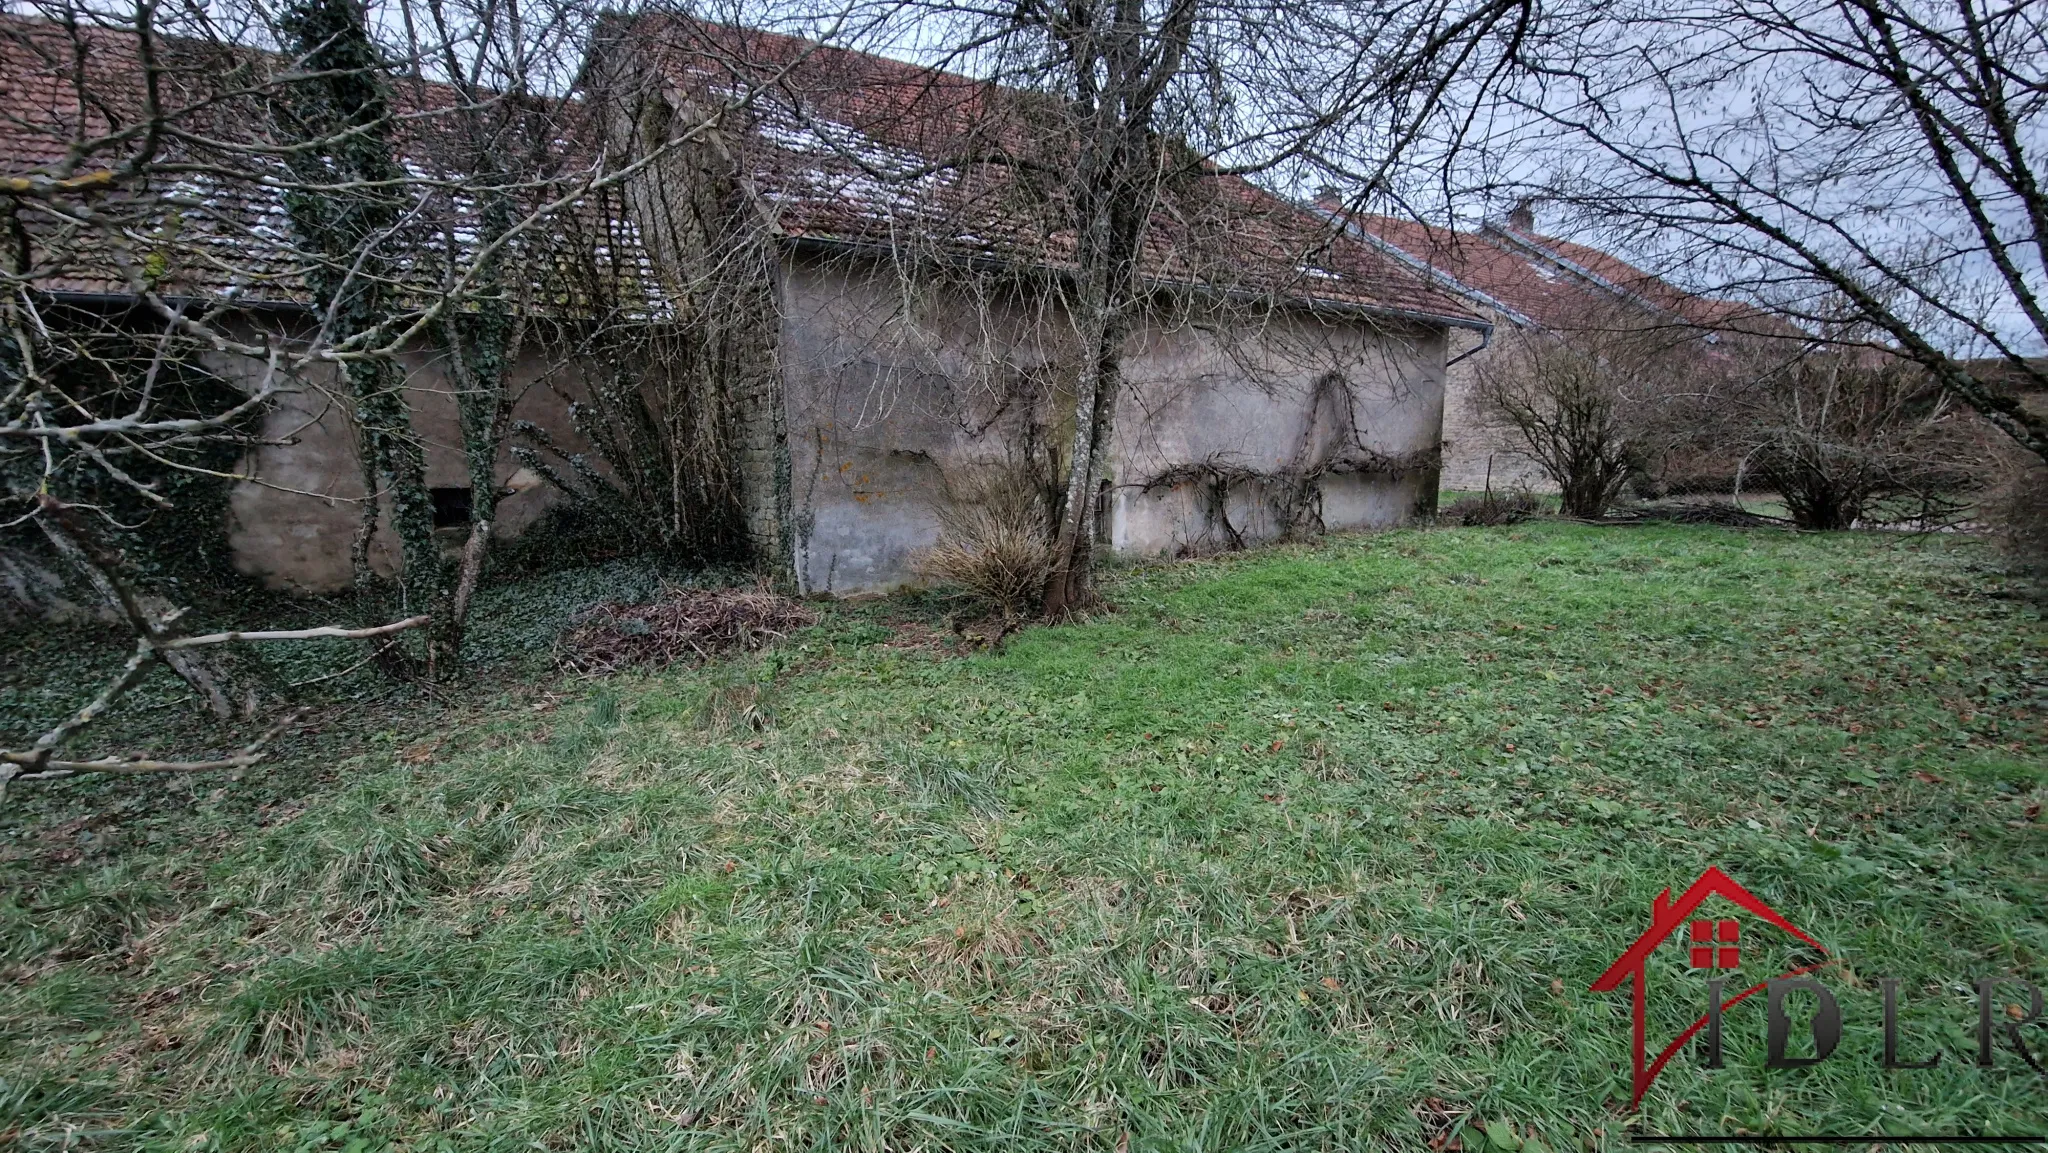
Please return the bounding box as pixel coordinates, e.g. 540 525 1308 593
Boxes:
3 523 2044 1151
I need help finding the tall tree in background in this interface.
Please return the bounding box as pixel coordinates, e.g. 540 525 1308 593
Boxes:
1496 0 2048 467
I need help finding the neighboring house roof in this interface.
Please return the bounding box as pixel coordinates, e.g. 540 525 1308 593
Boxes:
0 13 662 315
1487 224 1761 331
610 17 1488 330
1339 209 1749 334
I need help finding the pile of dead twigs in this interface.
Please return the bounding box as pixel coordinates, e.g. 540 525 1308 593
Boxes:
558 586 817 673
1603 501 1793 528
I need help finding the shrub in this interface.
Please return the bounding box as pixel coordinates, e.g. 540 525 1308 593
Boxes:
1726 349 1979 530
1474 320 1689 519
1985 458 2047 594
913 467 1057 621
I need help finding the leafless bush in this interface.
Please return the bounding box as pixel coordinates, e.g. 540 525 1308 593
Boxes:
914 468 1057 622
1717 345 1981 531
512 325 752 567
1474 324 1684 519
1985 458 2047 593
1444 489 1539 526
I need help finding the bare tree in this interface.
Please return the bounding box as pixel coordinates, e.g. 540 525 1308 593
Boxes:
0 3 431 782
1710 336 1982 530
1473 320 1673 517
743 0 1535 614
1496 0 2048 472
0 0 799 784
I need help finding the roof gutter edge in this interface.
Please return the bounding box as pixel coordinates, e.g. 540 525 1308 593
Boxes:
44 290 316 315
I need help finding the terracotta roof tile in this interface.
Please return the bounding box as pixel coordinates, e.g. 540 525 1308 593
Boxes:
0 13 661 313
1352 210 1764 333
623 17 1485 327
1 12 1482 329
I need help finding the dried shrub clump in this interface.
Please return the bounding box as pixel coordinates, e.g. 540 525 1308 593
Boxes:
559 586 817 673
1986 458 2047 594
913 468 1057 621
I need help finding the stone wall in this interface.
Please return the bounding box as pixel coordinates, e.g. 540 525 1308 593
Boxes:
602 71 789 576
1438 325 1553 494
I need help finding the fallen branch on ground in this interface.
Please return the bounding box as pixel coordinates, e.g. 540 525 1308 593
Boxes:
0 606 430 797
165 616 432 649
3 709 307 783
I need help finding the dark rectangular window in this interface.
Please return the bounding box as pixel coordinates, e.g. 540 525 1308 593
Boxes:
430 487 472 528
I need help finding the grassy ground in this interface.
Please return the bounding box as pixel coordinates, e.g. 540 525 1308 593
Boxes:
2 522 2044 1151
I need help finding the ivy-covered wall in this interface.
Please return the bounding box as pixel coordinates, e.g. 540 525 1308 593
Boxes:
599 66 789 581
215 327 599 593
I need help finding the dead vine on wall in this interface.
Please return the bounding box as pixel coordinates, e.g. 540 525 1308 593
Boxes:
510 147 764 567
1136 371 1439 550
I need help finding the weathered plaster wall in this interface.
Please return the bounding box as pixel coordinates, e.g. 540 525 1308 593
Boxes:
1110 309 1448 556
776 252 1455 595
222 334 592 593
777 253 1063 595
1439 325 1555 494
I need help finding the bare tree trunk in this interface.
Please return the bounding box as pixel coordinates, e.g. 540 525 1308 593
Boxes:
1044 293 1122 617
349 425 381 593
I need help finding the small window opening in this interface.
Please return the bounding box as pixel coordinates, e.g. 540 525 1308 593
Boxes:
430 486 472 528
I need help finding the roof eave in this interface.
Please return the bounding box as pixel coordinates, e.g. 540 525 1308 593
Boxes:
44 289 316 315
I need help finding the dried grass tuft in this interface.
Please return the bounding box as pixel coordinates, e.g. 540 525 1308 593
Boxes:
558 586 817 673
913 468 1056 621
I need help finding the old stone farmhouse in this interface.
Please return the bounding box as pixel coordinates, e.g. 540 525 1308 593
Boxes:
4 15 1492 600
586 19 1495 592
0 12 625 602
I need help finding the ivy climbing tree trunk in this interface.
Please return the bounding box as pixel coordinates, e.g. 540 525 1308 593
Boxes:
1035 0 1196 619
443 200 521 658
274 0 449 669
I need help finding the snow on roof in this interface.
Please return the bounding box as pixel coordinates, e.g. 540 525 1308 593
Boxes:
0 13 666 316
617 16 1487 329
